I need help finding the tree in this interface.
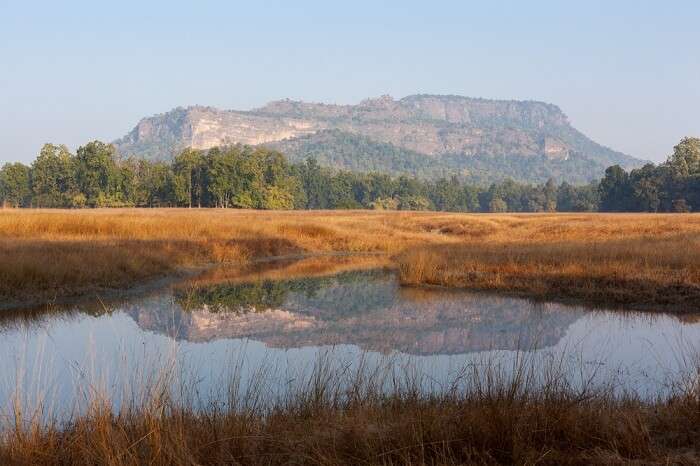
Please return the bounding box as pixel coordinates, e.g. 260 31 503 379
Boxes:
75 141 120 206
31 144 77 207
557 182 599 212
543 178 558 212
599 165 632 212
397 195 431 211
295 158 331 209
667 137 700 177
205 147 238 208
173 148 205 207
430 177 462 211
328 171 362 209
140 161 176 207
671 199 691 213
0 163 31 207
488 197 508 213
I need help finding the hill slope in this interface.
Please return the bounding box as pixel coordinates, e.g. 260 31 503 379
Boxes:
113 94 641 183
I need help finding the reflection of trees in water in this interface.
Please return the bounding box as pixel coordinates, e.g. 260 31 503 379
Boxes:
174 269 395 316
5 268 697 357
0 299 122 333
138 270 587 355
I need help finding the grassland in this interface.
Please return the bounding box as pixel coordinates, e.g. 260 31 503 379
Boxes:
3 209 700 465
397 213 700 311
2 209 700 311
0 209 448 308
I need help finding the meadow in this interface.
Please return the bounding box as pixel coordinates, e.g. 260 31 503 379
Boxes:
2 209 700 311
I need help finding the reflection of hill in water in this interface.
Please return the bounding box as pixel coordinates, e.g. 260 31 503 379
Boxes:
126 270 585 355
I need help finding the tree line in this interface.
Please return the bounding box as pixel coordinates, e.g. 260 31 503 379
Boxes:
1 137 699 212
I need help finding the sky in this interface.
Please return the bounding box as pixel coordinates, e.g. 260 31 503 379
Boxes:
1 0 698 164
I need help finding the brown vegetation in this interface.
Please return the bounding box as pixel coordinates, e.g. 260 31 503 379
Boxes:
398 213 700 312
0 209 456 307
2 356 699 466
3 210 700 311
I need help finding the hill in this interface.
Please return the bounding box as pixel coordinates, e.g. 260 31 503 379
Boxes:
113 94 642 184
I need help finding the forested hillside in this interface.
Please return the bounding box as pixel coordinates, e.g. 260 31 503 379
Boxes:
266 129 613 184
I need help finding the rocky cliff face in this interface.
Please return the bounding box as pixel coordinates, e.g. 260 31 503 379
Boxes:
113 95 640 183
255 95 573 159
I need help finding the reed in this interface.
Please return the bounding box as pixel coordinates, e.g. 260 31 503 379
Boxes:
1 350 699 465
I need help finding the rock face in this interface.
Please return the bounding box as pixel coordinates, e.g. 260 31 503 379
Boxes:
113 94 641 183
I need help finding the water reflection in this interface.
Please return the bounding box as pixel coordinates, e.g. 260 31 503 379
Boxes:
125 270 583 355
1 261 700 419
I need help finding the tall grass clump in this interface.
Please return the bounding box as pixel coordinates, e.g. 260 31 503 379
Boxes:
1 349 700 465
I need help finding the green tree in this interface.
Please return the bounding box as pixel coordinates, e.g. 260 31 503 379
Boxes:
141 161 176 207
31 144 77 207
629 163 667 212
397 194 431 211
0 163 32 207
75 141 120 206
667 137 700 177
671 198 691 213
599 165 632 212
173 148 205 207
543 178 558 212
488 197 508 213
295 158 331 209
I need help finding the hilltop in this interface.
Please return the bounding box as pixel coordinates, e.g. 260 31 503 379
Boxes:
113 94 642 184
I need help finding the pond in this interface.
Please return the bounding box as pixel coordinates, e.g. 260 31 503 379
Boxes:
2 259 699 421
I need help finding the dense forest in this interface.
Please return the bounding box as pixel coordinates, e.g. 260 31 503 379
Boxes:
1 138 698 212
266 129 612 185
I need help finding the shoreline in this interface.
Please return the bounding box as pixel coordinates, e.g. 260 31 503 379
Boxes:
2 210 700 315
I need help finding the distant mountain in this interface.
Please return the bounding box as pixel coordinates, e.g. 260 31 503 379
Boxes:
113 95 642 184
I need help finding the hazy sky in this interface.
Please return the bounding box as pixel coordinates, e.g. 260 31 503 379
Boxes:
1 0 698 164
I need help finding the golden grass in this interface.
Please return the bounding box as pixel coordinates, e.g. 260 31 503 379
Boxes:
2 356 699 465
397 213 700 311
0 209 457 306
181 254 393 289
2 209 700 311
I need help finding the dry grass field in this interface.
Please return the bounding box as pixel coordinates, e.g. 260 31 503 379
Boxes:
0 209 453 307
397 213 700 311
2 209 700 311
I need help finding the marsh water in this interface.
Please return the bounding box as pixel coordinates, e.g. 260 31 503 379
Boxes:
2 260 700 420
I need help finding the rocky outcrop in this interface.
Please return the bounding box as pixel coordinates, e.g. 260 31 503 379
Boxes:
113 94 641 182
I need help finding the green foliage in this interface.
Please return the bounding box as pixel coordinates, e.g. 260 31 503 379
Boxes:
599 165 632 212
596 138 700 213
173 148 206 207
7 136 698 213
556 182 599 212
488 197 508 213
31 144 77 207
667 137 700 177
271 130 618 185
75 141 122 207
0 162 32 207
